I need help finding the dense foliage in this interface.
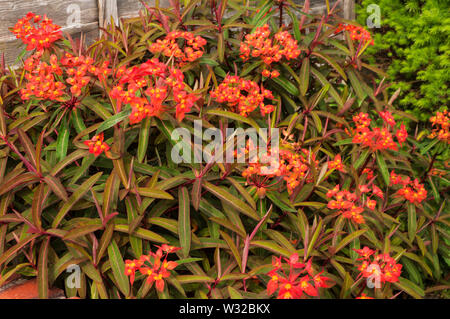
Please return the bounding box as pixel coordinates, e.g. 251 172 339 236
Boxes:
356 0 450 122
0 0 448 299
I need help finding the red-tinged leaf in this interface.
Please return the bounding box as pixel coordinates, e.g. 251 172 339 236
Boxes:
138 117 151 163
178 187 191 258
52 172 103 228
32 184 47 230
226 177 256 210
347 68 366 101
334 229 367 254
408 203 417 242
220 230 242 272
306 218 323 259
135 187 174 200
81 261 103 284
376 152 390 186
107 239 130 297
191 177 202 211
0 263 31 287
310 67 344 107
17 128 37 168
209 217 246 238
0 233 40 267
113 158 130 190
175 275 215 284
103 170 119 219
56 117 70 161
0 172 40 196
97 223 114 262
249 240 292 258
206 109 260 130
300 57 310 96
393 277 424 299
38 236 50 299
228 286 244 299
44 174 68 202
64 224 104 240
311 52 347 80
50 149 90 176
114 224 169 244
203 181 259 221
82 97 113 120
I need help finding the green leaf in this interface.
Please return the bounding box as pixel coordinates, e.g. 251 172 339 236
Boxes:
228 286 244 299
376 152 390 186
52 172 103 228
114 224 169 244
220 230 242 272
354 149 370 170
299 57 310 96
107 239 130 297
306 219 323 259
408 203 417 242
175 275 214 284
95 109 131 135
270 76 300 96
178 187 191 258
37 237 50 299
394 277 424 299
203 181 259 221
44 174 68 202
136 187 174 200
82 97 113 120
206 109 260 130
0 233 40 267
56 117 69 161
334 229 367 254
137 117 151 163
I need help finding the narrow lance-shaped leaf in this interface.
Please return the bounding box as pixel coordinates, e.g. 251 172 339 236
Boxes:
107 239 130 297
37 237 51 299
52 172 103 228
178 187 191 258
56 117 70 161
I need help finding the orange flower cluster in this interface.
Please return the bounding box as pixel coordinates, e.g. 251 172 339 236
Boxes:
390 171 427 205
335 24 374 45
84 133 110 156
241 142 317 195
124 245 180 292
328 154 345 173
11 12 62 51
21 51 111 101
61 53 111 96
110 59 198 123
354 247 402 285
266 253 333 299
240 24 300 77
429 110 450 144
351 112 408 151
210 75 275 117
20 52 65 101
326 183 383 224
149 31 206 65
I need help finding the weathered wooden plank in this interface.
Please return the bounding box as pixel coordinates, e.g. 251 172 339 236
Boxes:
0 0 354 66
0 0 98 41
117 0 170 19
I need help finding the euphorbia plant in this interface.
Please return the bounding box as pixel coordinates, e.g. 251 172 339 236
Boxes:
0 0 448 300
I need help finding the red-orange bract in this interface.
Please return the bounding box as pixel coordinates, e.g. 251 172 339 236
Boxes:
125 245 180 292
266 253 334 299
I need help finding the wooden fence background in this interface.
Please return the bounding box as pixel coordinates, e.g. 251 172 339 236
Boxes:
0 0 355 66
